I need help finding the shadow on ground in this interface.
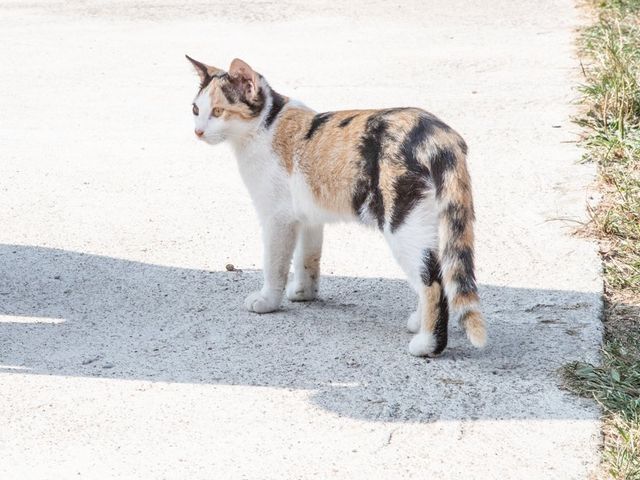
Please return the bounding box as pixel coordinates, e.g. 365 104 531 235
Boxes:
0 244 601 422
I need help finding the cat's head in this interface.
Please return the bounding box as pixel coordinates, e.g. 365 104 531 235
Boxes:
186 56 266 145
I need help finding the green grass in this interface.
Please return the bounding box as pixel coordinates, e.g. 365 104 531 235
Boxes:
565 339 640 478
564 1 640 478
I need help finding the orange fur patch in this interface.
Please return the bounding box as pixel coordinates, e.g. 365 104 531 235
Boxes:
303 252 322 282
274 109 378 214
423 282 442 333
460 310 487 347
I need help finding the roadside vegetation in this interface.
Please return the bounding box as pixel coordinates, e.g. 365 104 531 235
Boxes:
564 1 640 478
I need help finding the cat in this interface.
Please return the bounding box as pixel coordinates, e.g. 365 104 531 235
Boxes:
186 55 487 357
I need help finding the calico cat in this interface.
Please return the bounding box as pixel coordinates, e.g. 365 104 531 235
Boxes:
186 56 486 356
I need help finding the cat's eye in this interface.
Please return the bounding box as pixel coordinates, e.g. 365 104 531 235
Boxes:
211 107 223 118
192 104 199 116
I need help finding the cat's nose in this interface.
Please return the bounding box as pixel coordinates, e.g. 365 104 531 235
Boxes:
194 129 204 138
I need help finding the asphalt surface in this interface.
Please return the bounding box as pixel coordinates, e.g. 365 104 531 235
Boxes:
0 1 602 478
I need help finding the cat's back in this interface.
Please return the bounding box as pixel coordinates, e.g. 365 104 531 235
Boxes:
273 106 466 174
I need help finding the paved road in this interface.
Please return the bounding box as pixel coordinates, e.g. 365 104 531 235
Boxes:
0 1 602 478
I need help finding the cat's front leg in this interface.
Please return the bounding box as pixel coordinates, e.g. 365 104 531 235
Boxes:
245 218 298 313
286 224 323 302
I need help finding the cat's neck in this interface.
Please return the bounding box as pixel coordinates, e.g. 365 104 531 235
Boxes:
229 96 313 158
229 129 270 160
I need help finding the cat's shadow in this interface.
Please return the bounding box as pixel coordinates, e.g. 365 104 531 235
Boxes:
0 244 601 422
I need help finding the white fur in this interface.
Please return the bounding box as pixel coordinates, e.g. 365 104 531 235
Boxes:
407 310 420 333
286 224 323 301
244 289 281 313
383 194 439 289
231 132 297 311
408 332 437 357
193 87 226 144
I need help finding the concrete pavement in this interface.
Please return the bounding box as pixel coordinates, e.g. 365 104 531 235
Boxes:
0 1 602 478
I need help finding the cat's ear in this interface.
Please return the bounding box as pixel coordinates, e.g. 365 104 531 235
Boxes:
185 55 223 88
228 58 259 101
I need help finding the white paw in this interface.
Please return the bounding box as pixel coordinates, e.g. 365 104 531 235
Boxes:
244 290 280 313
286 281 318 302
408 332 437 357
406 310 420 333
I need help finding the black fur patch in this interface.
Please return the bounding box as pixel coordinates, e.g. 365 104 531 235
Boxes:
389 174 427 232
305 112 334 139
444 202 468 242
432 284 449 355
354 115 387 229
430 146 457 198
241 87 265 116
199 74 212 92
453 246 477 295
220 80 265 117
420 249 442 286
401 114 443 171
351 179 369 219
338 115 356 128
220 81 240 104
197 71 226 95
264 89 286 128
186 55 215 93
458 138 468 156
389 115 438 232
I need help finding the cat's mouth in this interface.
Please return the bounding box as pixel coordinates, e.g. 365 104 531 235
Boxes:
200 134 225 145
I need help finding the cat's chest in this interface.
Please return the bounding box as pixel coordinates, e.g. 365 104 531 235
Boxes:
236 153 278 191
234 145 291 215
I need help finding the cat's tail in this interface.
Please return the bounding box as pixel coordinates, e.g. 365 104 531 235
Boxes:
432 138 487 349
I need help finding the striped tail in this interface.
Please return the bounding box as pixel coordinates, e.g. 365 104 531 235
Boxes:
430 137 487 348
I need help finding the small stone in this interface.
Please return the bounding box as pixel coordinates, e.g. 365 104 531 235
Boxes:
225 263 235 271
81 356 100 366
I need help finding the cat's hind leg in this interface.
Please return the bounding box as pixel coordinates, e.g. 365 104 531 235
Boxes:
384 200 448 356
390 247 449 357
286 224 323 302
409 251 449 356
